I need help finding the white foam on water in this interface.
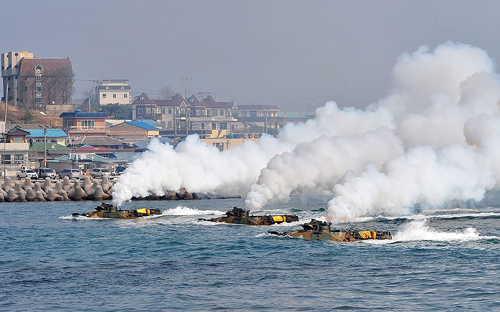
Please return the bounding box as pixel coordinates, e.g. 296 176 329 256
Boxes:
348 211 500 224
162 205 224 216
59 215 108 221
392 220 481 242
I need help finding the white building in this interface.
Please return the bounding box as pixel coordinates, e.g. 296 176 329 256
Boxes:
96 79 132 105
0 122 31 177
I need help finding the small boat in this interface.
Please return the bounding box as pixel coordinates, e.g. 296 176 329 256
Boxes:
72 202 162 219
200 207 299 225
268 219 392 242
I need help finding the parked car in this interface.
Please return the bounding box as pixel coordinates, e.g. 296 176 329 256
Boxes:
59 169 81 179
115 166 127 174
17 169 38 180
110 166 127 181
91 168 111 179
35 168 57 179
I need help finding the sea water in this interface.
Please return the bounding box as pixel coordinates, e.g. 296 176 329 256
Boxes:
1 196 499 311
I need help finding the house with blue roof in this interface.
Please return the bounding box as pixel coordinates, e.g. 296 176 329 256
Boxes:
108 120 160 143
24 128 68 146
59 110 108 137
136 119 162 129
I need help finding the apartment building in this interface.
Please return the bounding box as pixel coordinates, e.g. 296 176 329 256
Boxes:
132 92 239 137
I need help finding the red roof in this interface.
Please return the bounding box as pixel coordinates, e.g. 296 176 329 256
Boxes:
18 58 72 76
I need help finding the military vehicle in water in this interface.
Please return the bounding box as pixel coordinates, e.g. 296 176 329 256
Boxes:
268 219 392 242
201 207 299 225
72 203 162 219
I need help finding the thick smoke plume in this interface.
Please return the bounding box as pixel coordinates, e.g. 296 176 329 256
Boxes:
113 42 500 221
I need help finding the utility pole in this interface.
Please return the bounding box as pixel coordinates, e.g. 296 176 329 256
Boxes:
90 75 95 112
181 76 191 99
3 82 8 180
39 124 47 167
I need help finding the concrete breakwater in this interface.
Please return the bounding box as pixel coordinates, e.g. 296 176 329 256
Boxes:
0 176 201 202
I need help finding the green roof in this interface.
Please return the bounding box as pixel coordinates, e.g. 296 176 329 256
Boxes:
30 142 70 152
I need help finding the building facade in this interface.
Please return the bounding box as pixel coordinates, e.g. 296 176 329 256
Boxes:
59 110 108 138
1 51 74 109
0 123 30 177
108 120 160 143
96 79 132 105
131 93 240 137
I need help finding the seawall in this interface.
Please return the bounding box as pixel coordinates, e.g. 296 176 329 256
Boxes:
0 176 203 202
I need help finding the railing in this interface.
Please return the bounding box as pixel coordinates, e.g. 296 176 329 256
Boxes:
64 126 107 131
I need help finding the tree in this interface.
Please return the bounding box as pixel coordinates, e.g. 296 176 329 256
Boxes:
43 67 75 107
100 103 132 120
159 85 173 100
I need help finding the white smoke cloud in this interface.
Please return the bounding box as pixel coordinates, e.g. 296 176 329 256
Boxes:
113 42 500 221
245 42 500 219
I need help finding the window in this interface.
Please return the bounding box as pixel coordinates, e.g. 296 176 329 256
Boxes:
220 123 228 130
102 94 107 99
113 94 117 98
14 154 24 164
36 75 41 81
36 86 42 92
138 108 143 114
220 110 224 116
146 108 151 114
80 120 95 130
35 98 43 104
168 108 172 114
1 154 11 164
214 110 217 116
212 122 217 130
162 108 166 114
168 121 172 128
124 94 128 98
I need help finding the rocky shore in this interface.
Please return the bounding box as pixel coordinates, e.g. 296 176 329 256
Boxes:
0 176 201 202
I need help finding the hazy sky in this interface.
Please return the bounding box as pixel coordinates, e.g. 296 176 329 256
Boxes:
3 0 500 110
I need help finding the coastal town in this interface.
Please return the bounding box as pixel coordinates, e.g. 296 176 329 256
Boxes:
1 50 314 181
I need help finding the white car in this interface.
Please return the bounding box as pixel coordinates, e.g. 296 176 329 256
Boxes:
17 169 38 180
91 168 111 179
59 169 81 179
36 168 57 179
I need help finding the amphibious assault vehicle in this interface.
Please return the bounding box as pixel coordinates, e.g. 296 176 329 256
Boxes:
201 207 299 225
268 219 392 242
72 203 162 219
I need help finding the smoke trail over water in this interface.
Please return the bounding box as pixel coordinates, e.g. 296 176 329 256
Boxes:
113 42 500 220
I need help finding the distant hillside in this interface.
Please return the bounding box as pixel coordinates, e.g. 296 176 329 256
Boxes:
0 103 62 128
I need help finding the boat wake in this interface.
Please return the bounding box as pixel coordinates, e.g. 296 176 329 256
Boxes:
393 220 481 242
352 209 500 224
364 220 498 245
162 206 225 216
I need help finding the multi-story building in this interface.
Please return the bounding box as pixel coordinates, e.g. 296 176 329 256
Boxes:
234 104 282 135
59 110 108 138
96 79 132 105
131 92 239 137
1 51 73 109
